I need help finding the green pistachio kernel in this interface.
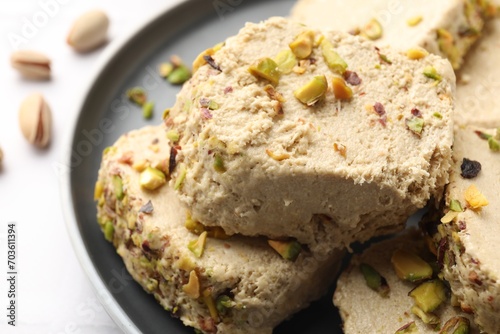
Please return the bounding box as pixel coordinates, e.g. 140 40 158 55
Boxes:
409 279 448 312
112 175 124 200
423 66 442 81
142 101 154 119
321 39 348 75
332 76 353 100
248 58 281 85
188 231 207 258
104 221 114 242
159 63 174 78
360 263 390 297
488 137 500 151
126 87 147 106
449 199 464 212
213 153 226 173
411 305 440 325
362 18 383 40
406 117 425 136
166 129 180 143
294 75 328 106
140 167 166 190
289 30 315 59
216 295 233 315
268 239 302 261
168 64 191 85
274 49 297 74
208 100 220 110
174 164 187 190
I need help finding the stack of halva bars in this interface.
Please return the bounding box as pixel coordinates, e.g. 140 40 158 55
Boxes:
94 0 500 332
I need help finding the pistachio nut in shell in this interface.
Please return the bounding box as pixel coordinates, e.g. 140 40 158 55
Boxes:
10 50 51 80
67 10 109 52
18 93 52 148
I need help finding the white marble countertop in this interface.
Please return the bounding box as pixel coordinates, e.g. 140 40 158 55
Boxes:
0 1 176 333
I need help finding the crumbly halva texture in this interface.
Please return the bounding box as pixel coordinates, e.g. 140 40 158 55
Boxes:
168 17 455 253
95 126 343 334
333 229 479 334
421 126 500 333
290 0 496 69
455 19 500 127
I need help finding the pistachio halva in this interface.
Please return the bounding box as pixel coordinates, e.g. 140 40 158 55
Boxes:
167 17 455 253
333 229 479 334
454 18 500 127
290 0 496 69
421 126 500 333
95 126 343 334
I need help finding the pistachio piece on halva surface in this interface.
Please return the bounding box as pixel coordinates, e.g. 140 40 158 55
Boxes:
391 249 433 282
409 279 448 313
10 50 51 80
268 239 302 261
139 167 166 190
439 316 470 334
67 10 109 52
395 322 418 334
18 93 52 148
294 75 328 105
359 263 390 297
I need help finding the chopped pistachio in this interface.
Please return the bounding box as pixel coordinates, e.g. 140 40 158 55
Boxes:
433 112 443 119
208 100 219 110
213 153 226 173
248 58 280 85
268 239 302 261
142 101 154 119
94 180 104 201
411 305 440 325
132 159 148 172
166 129 180 143
264 84 286 102
361 18 383 40
294 75 328 105
162 108 170 120
126 87 147 106
182 270 200 299
332 76 353 100
139 167 166 190
216 295 233 315
423 66 442 81
378 53 392 65
289 30 315 59
407 16 423 27
168 65 191 85
174 164 187 190
441 211 459 224
391 249 433 282
188 231 208 258
488 137 500 151
395 322 418 334
112 175 124 200
159 62 174 78
407 47 429 60
104 221 114 242
202 289 219 322
406 117 425 136
274 49 297 74
464 184 489 209
359 263 390 297
185 212 206 235
450 199 464 212
266 149 290 161
437 28 460 69
440 316 470 334
409 279 447 312
321 39 348 75
192 42 224 73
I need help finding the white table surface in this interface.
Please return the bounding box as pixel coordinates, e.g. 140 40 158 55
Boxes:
0 1 178 333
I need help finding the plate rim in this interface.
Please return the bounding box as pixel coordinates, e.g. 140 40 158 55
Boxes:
59 1 189 332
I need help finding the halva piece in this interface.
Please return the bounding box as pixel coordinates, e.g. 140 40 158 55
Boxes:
421 126 500 333
333 229 479 334
95 126 343 334
290 0 496 69
168 17 455 253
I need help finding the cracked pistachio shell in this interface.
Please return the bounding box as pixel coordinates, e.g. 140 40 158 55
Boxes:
67 10 109 52
10 50 51 80
18 93 52 148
